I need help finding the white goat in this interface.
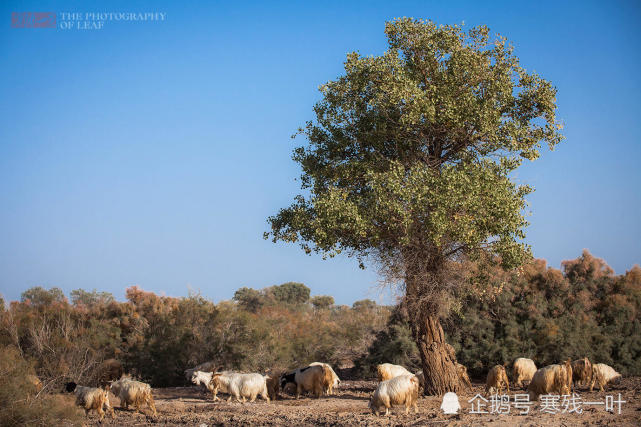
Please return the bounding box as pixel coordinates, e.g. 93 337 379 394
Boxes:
184 360 218 381
590 363 622 392
369 374 419 416
191 370 214 391
376 363 412 382
210 371 270 403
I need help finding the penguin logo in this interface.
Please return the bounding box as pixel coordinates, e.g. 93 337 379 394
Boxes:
440 392 461 414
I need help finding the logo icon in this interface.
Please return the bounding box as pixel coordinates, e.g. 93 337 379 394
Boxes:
441 391 461 414
11 12 56 28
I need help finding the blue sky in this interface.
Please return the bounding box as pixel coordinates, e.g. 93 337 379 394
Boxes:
1 0 639 305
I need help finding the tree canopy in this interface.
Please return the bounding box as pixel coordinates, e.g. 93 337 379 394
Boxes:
233 287 265 312
20 286 66 307
267 18 563 275
70 289 115 307
268 282 311 305
311 295 335 310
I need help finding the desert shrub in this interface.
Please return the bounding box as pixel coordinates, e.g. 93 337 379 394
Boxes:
446 251 641 378
233 287 266 312
1 294 121 390
352 299 377 311
70 289 114 307
20 287 66 307
0 345 82 426
227 297 390 372
311 295 334 310
356 305 420 377
360 252 641 379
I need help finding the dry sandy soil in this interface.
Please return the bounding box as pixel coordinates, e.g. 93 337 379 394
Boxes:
79 377 640 426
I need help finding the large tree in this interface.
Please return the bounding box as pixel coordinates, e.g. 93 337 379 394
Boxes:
266 18 562 394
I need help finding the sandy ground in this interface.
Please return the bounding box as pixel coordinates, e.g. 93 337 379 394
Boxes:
78 377 640 426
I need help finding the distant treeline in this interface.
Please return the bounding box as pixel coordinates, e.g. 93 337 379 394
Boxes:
0 281 390 388
0 251 639 391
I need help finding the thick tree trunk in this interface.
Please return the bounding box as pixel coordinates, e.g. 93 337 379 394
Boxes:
415 314 461 395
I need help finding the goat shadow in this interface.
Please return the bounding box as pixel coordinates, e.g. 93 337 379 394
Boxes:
276 392 369 401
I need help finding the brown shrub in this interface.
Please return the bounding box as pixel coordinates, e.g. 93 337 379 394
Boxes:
0 345 83 426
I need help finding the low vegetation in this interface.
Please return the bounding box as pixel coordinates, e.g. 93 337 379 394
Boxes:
0 250 638 422
0 345 82 426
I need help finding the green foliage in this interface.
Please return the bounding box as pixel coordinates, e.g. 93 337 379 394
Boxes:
311 295 335 310
0 345 82 426
364 252 641 378
121 287 238 385
267 18 563 278
268 282 311 305
20 286 66 306
70 289 114 307
233 287 265 312
352 299 377 311
357 306 420 376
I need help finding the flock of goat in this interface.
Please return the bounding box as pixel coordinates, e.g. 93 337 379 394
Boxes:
63 357 623 420
64 377 157 421
486 357 622 400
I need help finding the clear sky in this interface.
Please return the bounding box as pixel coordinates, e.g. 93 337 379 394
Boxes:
1 0 640 305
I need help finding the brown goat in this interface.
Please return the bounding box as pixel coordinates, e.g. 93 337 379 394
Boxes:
486 365 510 395
572 357 592 389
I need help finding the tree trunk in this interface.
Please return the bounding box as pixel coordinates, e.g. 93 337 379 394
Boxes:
415 314 461 395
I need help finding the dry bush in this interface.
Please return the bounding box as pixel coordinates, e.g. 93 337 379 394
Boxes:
0 345 82 426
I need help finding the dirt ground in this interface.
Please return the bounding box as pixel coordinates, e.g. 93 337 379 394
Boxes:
79 377 640 426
